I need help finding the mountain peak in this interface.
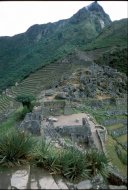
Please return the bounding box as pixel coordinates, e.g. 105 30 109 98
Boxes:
70 1 111 27
86 1 104 12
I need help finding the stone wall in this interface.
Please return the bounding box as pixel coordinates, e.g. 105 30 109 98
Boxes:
55 118 94 147
19 106 42 135
96 127 107 155
64 101 74 115
43 100 65 116
82 98 127 108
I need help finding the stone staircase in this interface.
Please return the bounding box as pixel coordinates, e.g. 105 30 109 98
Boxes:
0 165 127 190
0 165 68 189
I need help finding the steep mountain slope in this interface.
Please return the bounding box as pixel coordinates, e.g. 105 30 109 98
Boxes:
0 2 111 92
95 46 128 76
82 18 128 75
84 18 128 50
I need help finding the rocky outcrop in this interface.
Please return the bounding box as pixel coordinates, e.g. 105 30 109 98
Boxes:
57 64 127 100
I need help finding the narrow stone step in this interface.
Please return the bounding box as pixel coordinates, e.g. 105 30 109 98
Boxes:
0 165 30 189
10 165 30 189
29 167 60 189
53 175 68 189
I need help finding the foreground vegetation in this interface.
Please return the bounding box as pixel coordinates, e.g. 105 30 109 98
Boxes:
105 136 127 176
0 128 110 181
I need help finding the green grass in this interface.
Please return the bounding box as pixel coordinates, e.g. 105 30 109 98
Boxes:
107 123 124 130
116 134 127 144
85 148 110 178
32 139 110 181
0 95 13 113
105 135 127 176
31 139 89 181
0 106 25 134
115 143 127 165
0 115 16 134
0 128 36 167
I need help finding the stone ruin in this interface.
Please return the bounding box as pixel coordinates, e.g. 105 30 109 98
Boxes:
16 103 127 187
55 118 92 146
19 106 42 135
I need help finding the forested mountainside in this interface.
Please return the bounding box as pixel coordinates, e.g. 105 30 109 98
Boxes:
0 2 111 92
0 2 127 93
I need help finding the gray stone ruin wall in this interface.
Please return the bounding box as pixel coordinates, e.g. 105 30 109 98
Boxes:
19 106 43 136
82 118 97 149
55 117 94 147
95 125 108 143
83 97 127 108
96 128 107 155
64 101 74 115
43 101 65 116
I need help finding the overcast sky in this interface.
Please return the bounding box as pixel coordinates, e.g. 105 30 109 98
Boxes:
0 1 127 37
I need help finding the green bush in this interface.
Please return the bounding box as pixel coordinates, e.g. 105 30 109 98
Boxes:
15 106 30 121
60 147 89 181
32 140 62 174
0 129 35 166
33 141 89 181
15 95 35 112
33 140 111 181
85 148 110 178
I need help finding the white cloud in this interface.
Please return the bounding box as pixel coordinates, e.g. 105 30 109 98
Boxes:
0 1 127 36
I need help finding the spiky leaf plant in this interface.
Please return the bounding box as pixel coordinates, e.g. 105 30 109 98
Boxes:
33 139 62 174
60 147 89 181
0 128 35 166
85 148 110 178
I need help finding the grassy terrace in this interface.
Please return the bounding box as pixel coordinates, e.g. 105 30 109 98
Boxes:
0 95 13 113
7 62 73 97
0 59 85 114
0 106 23 132
105 135 127 176
116 134 127 144
107 123 124 130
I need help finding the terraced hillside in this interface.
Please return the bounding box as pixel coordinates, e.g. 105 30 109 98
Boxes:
0 95 12 112
90 102 127 176
7 60 85 97
0 51 92 118
0 2 112 92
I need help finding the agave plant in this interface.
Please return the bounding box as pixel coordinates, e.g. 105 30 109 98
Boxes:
0 128 35 166
60 147 89 181
32 139 51 165
85 148 110 178
33 139 62 174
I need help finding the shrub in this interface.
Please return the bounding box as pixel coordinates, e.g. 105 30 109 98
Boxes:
16 106 29 121
85 148 110 178
33 140 89 181
32 140 62 174
0 129 35 167
32 141 110 181
15 95 35 112
60 147 89 181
